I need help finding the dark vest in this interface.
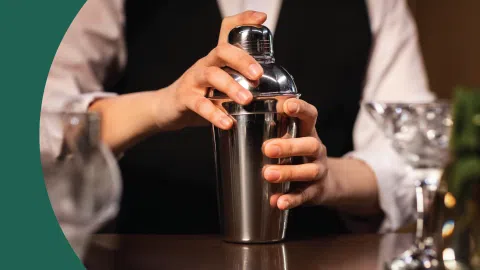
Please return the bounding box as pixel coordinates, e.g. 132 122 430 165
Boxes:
108 0 372 237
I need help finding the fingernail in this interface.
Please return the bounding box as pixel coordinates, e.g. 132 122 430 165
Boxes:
264 168 280 181
267 144 281 157
220 116 232 128
248 64 262 78
236 91 250 103
252 12 265 20
287 101 299 114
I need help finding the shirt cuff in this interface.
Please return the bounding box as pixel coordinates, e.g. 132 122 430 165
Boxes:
41 91 122 159
343 140 416 233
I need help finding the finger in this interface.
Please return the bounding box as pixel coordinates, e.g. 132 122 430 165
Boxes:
269 193 282 208
283 99 318 136
204 43 263 81
201 66 253 105
218 11 267 44
183 94 233 130
262 137 323 158
263 163 327 183
277 185 320 210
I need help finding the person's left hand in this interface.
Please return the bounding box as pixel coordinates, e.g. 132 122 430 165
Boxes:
262 98 330 210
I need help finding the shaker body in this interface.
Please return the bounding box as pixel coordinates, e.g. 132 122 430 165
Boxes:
213 98 298 243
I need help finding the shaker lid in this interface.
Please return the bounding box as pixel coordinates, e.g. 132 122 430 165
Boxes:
208 25 298 99
228 25 274 58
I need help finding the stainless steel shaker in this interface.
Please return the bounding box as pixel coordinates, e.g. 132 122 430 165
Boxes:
208 25 300 243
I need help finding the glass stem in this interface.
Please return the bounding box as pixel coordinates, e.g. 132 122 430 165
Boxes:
412 168 443 247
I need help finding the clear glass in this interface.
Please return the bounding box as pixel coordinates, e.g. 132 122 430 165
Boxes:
364 101 452 270
40 111 122 260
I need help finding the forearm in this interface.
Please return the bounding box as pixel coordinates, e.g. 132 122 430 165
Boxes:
324 157 381 217
88 87 178 155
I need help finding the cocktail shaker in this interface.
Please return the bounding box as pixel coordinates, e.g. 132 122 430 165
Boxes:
208 25 300 243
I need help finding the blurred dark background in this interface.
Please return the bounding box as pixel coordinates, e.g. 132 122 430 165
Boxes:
408 0 480 99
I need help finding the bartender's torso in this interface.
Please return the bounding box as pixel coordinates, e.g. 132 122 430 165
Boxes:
109 0 372 237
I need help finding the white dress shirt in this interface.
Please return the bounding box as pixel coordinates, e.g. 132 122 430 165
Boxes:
42 0 436 233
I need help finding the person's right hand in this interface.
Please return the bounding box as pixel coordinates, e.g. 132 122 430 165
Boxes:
154 11 267 131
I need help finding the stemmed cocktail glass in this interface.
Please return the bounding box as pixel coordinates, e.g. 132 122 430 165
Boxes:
364 101 452 270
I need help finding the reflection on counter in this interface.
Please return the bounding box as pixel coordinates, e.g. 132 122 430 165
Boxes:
224 243 287 270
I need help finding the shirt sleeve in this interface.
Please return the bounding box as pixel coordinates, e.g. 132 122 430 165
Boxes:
344 0 436 233
41 0 126 158
42 0 126 113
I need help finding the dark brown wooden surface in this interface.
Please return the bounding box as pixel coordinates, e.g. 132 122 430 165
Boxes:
84 233 414 270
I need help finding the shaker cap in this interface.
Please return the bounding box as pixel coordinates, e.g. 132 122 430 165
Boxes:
228 25 274 58
208 25 299 100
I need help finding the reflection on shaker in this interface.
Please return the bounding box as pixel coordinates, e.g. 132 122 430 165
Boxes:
223 243 288 270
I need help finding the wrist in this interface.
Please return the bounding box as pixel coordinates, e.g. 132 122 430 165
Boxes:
150 85 185 132
318 163 344 206
324 158 381 216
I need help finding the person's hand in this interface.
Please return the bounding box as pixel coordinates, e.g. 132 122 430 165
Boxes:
262 99 331 210
155 11 267 130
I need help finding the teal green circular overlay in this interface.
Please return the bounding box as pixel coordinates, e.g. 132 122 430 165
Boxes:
0 0 86 269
